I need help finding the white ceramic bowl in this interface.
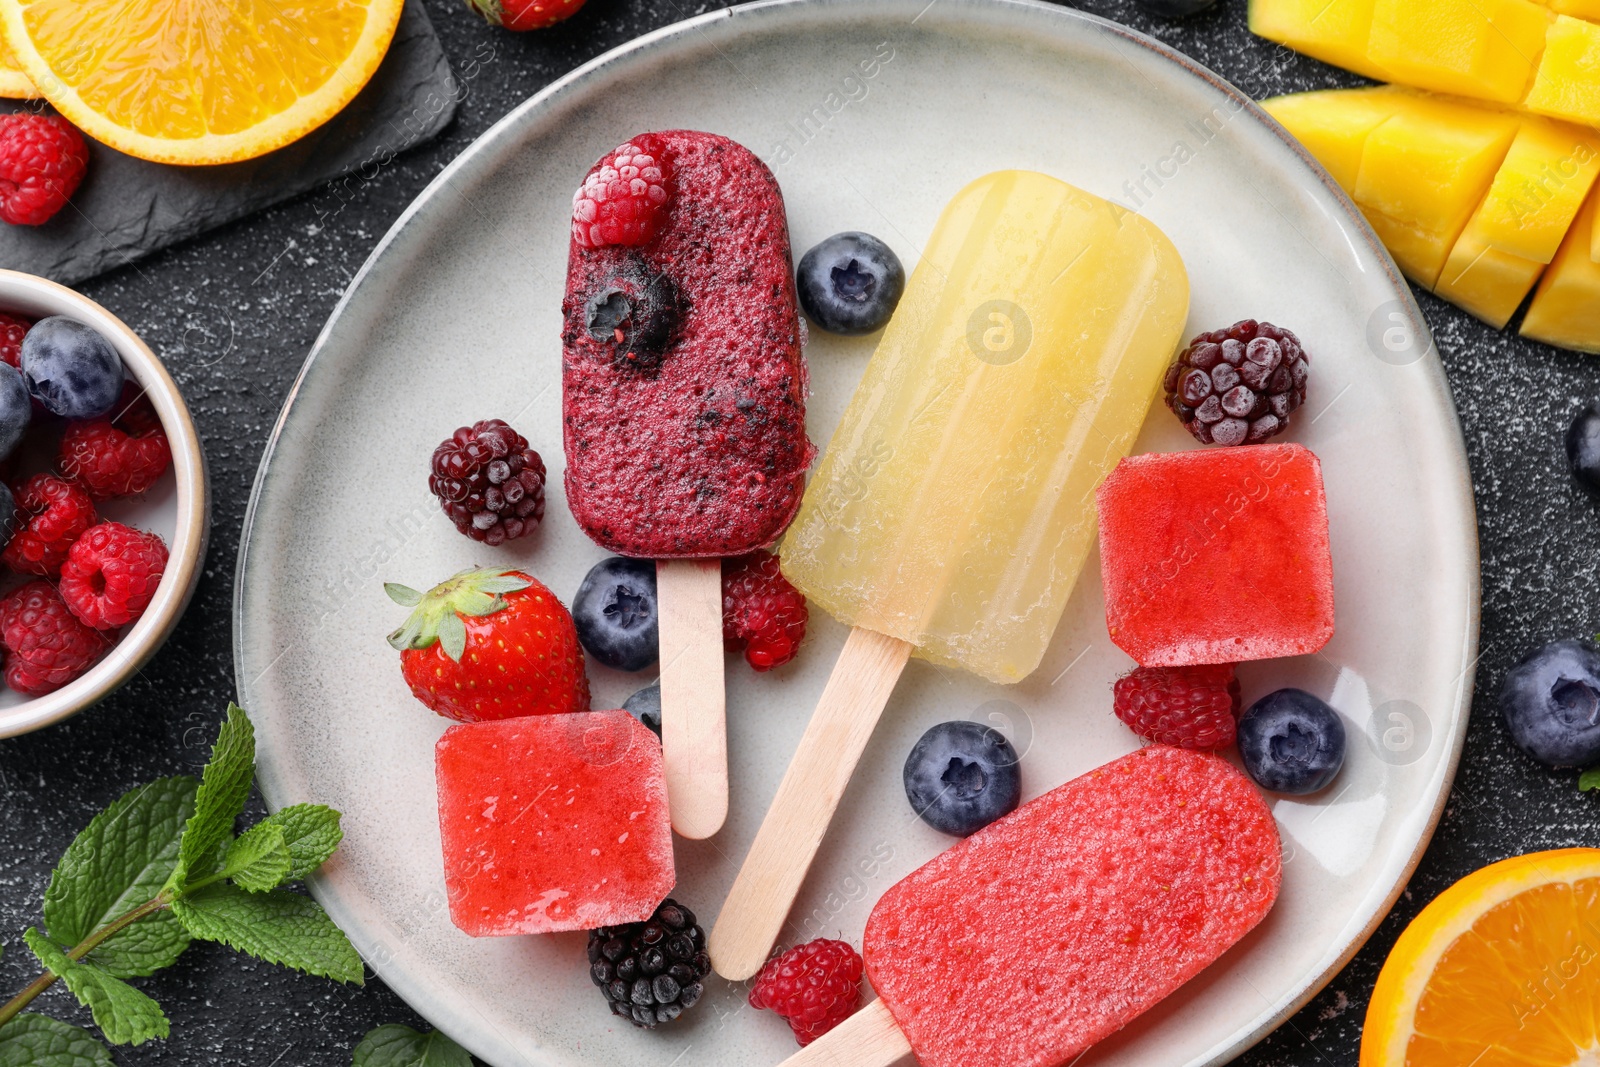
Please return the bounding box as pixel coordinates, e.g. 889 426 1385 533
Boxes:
0 269 207 738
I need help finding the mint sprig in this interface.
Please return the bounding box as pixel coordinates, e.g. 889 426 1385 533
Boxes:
353 1024 473 1067
0 704 359 1058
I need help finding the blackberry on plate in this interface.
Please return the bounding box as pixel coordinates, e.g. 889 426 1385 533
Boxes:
1163 319 1309 446
429 419 546 545
587 898 709 1028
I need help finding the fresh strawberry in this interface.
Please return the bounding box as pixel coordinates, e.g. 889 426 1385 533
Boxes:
466 0 584 31
386 566 589 723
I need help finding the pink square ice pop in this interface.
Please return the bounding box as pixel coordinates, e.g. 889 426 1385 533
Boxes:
434 710 674 936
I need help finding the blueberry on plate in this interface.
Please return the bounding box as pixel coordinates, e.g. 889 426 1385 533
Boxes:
623 683 662 738
1134 0 1217 16
1500 638 1600 768
1237 689 1345 794
573 557 659 671
20 316 124 419
1566 401 1600 495
0 362 30 461
796 232 905 336
903 720 1021 837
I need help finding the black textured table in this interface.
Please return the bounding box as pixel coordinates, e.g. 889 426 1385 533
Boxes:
0 1 1586 1063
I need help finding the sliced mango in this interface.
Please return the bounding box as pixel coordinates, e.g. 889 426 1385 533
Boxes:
1262 87 1408 190
1434 219 1545 328
1474 115 1600 262
1247 0 1390 81
1525 15 1600 126
1353 96 1520 284
1368 0 1549 104
1523 183 1600 350
1540 0 1600 18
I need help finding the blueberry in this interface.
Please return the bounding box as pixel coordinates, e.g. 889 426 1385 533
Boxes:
20 316 124 419
0 362 31 461
0 483 17 545
573 557 659 671
624 683 662 738
796 232 905 335
1237 689 1346 794
1134 0 1217 16
583 259 681 370
1499 638 1600 768
1567 401 1600 495
903 720 1021 837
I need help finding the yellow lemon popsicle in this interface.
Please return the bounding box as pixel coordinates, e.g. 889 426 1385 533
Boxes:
781 170 1190 683
708 170 1189 982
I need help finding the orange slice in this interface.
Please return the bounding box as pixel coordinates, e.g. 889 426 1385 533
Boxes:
0 32 38 99
1363 849 1600 1066
0 0 403 165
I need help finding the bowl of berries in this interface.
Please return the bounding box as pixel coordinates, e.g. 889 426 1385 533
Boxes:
0 269 207 738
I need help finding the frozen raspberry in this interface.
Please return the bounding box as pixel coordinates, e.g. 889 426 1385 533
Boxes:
571 139 672 249
1163 320 1309 446
58 522 168 630
0 113 89 226
0 312 31 368
2 474 95 577
0 580 105 694
749 938 864 1046
59 385 172 500
1113 663 1242 750
429 419 546 545
722 550 807 671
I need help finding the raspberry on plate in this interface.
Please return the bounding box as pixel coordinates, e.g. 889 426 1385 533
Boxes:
571 138 672 249
0 312 31 368
428 419 546 545
2 473 96 578
722 550 807 671
1113 663 1242 750
58 521 169 630
1163 319 1309 446
0 580 106 694
466 0 585 30
0 113 89 227
59 385 172 500
749 938 864 1046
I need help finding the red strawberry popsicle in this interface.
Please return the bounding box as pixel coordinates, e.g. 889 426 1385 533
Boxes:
778 746 1281 1067
562 131 812 840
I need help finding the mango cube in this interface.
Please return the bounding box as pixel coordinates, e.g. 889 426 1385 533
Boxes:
1354 97 1520 284
1248 0 1390 81
1523 184 1600 351
1262 87 1408 191
1369 0 1550 104
1472 115 1600 263
1525 15 1600 127
1434 222 1545 329
1541 0 1600 19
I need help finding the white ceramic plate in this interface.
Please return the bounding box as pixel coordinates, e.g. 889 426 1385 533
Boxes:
234 2 1480 1065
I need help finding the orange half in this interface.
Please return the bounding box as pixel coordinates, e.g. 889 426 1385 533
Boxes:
0 0 403 164
1363 849 1600 1067
0 32 38 99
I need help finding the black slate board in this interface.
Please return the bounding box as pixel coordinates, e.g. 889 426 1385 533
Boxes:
0 0 458 285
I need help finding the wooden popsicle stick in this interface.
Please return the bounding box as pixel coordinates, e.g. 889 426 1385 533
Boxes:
657 559 728 840
777 999 910 1067
708 626 913 979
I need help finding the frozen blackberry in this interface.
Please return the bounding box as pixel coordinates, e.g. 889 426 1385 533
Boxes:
1163 319 1309 446
587 898 709 1028
429 419 546 545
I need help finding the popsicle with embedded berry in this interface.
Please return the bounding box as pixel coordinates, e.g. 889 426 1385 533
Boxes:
562 132 812 840
434 709 674 936
777 746 1281 1067
709 170 1190 979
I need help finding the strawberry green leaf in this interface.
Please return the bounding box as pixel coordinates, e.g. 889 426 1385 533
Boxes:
254 804 343 880
171 884 363 984
384 583 422 607
386 567 526 659
23 930 169 1046
352 1024 472 1067
0 1014 114 1067
220 824 292 893
43 776 196 978
167 705 255 893
438 613 467 662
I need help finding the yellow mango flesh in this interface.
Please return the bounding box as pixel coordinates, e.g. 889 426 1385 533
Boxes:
1247 0 1390 81
1368 0 1549 104
1542 0 1600 17
1525 15 1600 126
1474 116 1600 262
1353 97 1520 284
1523 184 1600 351
1262 87 1407 190
1434 222 1545 328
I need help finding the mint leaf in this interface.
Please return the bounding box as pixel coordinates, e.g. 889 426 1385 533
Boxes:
23 930 169 1046
255 804 343 880
168 705 255 892
0 1014 114 1067
1581 767 1600 792
353 1024 472 1067
222 824 292 893
43 776 196 978
171 884 363 984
